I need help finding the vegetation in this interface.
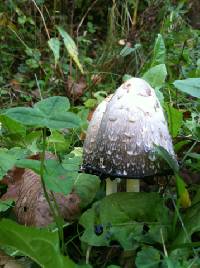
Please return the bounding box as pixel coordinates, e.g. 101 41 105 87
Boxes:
0 0 200 267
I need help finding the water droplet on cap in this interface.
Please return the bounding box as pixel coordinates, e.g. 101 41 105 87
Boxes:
123 170 127 176
109 116 117 122
108 135 117 142
128 116 136 123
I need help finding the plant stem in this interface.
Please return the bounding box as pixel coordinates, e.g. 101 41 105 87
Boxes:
40 128 65 254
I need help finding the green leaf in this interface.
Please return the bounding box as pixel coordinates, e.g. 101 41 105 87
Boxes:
73 173 100 207
151 34 166 66
165 104 183 138
172 196 200 248
35 96 70 115
17 159 74 195
44 160 74 195
79 192 169 249
16 159 41 173
155 146 179 173
0 219 75 268
173 78 200 98
62 148 100 206
57 26 84 74
5 97 81 129
135 247 161 268
143 64 167 89
0 150 17 179
0 200 14 212
175 174 191 208
84 98 97 109
48 37 60 65
48 130 69 152
0 114 26 137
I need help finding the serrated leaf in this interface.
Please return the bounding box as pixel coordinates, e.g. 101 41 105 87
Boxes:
151 34 166 66
173 78 200 98
143 64 167 89
0 219 75 268
48 37 60 65
57 26 84 74
79 192 169 249
165 104 183 138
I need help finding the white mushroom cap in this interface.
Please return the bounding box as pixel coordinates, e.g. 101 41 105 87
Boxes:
82 78 176 178
83 95 113 169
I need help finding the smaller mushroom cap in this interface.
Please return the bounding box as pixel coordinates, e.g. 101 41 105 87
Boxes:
82 78 177 179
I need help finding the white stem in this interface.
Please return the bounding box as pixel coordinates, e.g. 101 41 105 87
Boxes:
106 178 118 195
126 179 140 192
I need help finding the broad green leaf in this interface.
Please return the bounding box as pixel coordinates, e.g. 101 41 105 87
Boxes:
62 148 100 207
155 146 179 173
143 64 167 89
44 160 74 195
48 130 69 152
16 159 41 173
80 192 169 249
5 107 45 126
16 159 75 195
151 34 166 66
48 37 60 65
0 219 75 268
57 26 84 74
35 96 70 115
165 104 183 137
73 173 100 207
0 114 26 137
0 200 14 212
135 247 161 268
173 78 200 98
5 97 81 129
0 150 17 179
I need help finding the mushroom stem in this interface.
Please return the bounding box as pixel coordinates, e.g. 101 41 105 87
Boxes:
126 179 140 192
106 178 118 195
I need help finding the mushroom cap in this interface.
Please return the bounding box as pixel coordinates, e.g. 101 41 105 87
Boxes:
82 78 177 179
83 95 113 166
